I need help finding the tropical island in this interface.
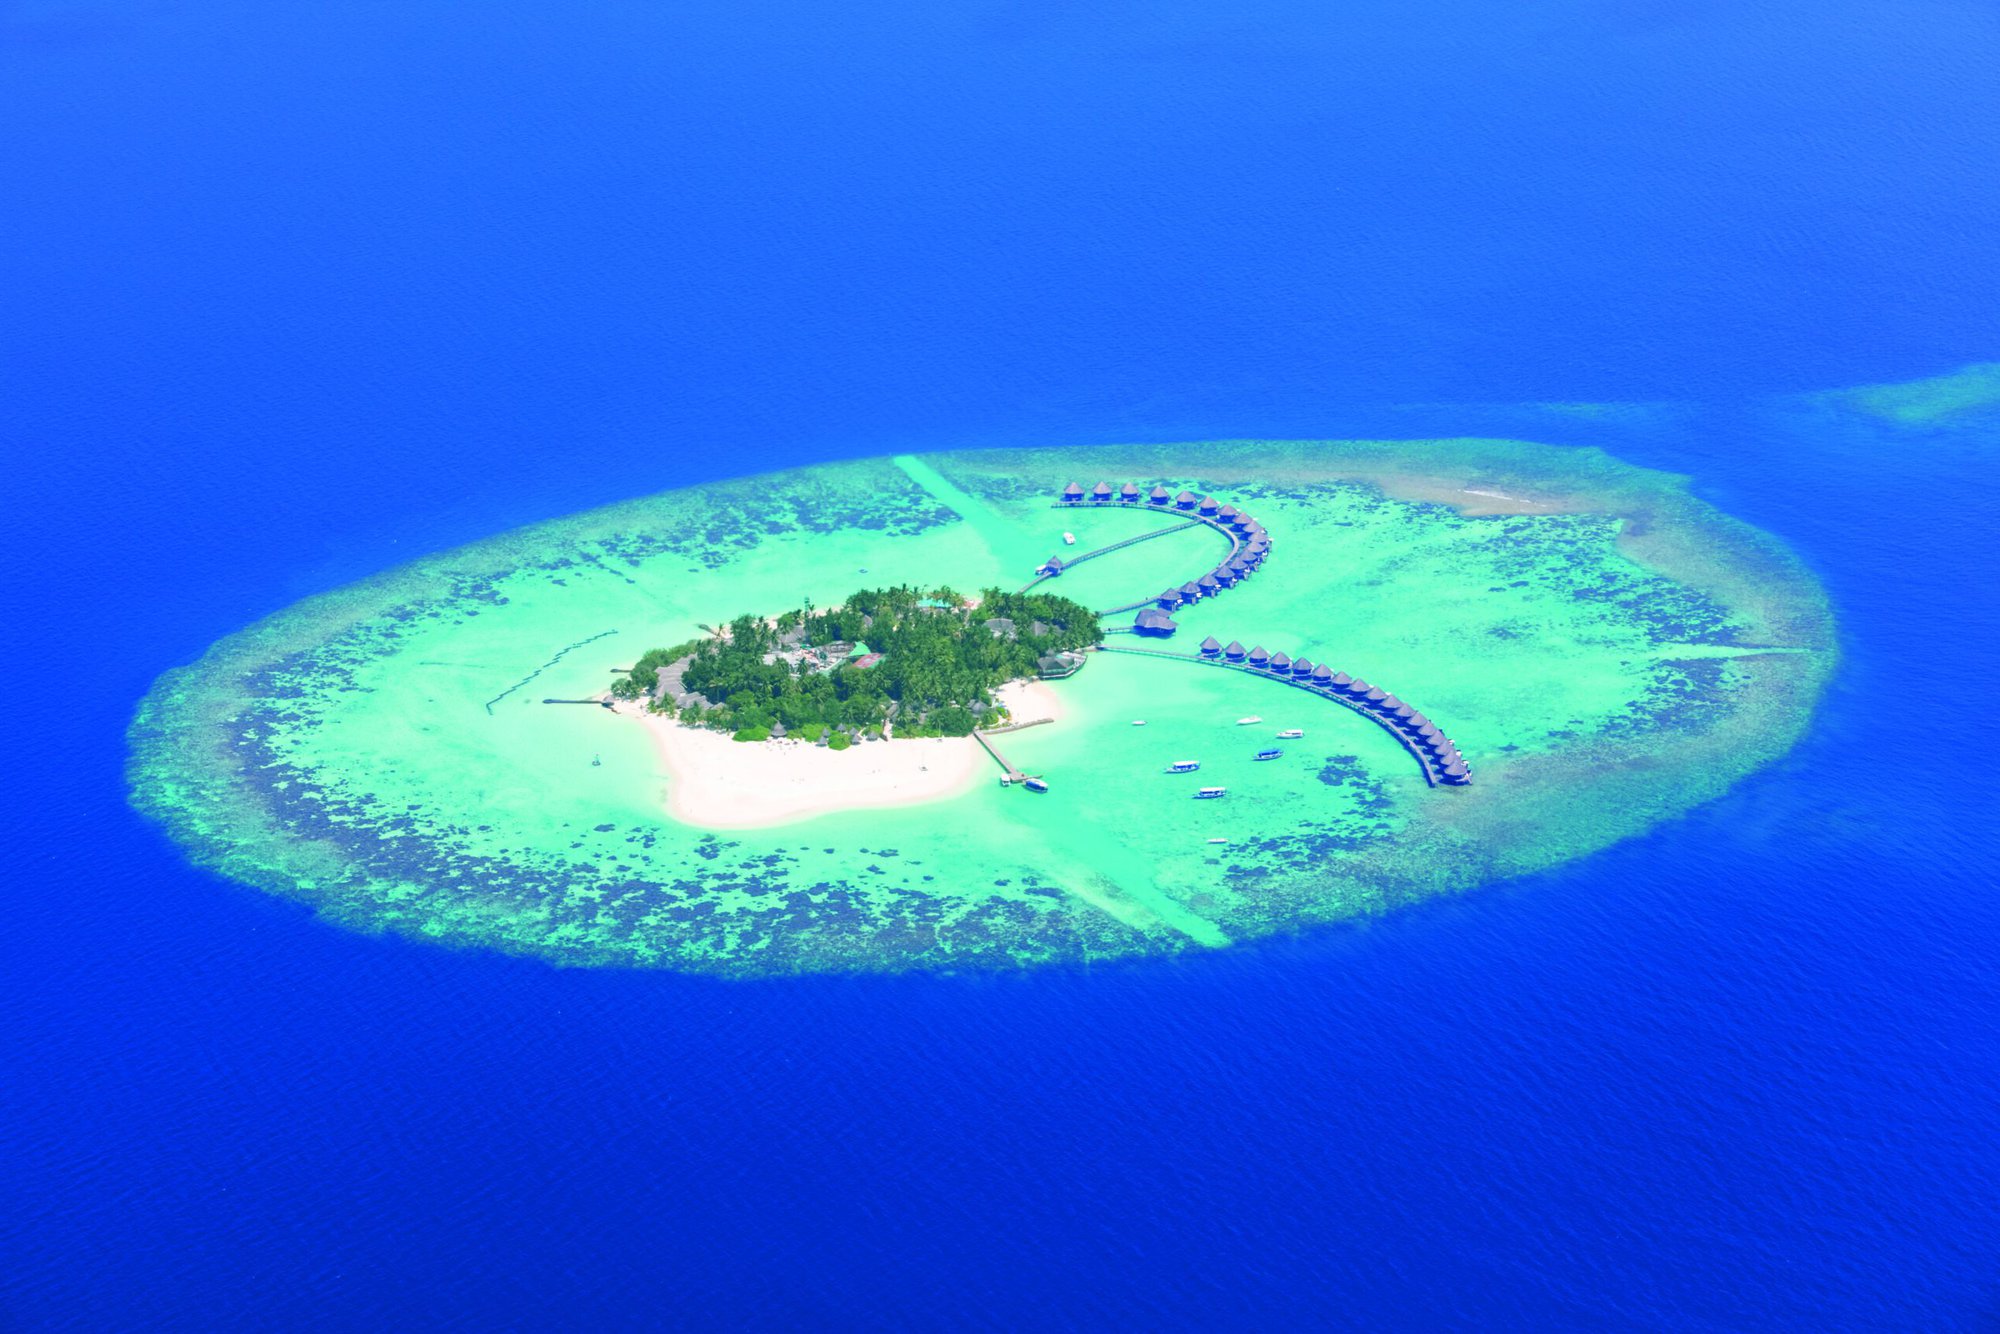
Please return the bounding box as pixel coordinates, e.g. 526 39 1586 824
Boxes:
609 585 1101 744
125 437 1838 976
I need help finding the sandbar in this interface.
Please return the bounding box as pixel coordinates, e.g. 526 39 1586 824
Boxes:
630 679 1068 830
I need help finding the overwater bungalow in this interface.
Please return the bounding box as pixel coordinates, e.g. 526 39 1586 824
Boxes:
1175 490 1199 510
1119 482 1141 503
1148 485 1171 505
1292 657 1315 678
1247 646 1271 669
1197 573 1220 595
1311 664 1334 685
1090 482 1113 503
1270 651 1293 673
1199 496 1220 516
1224 640 1247 662
1362 687 1389 705
1133 608 1177 637
1180 580 1203 601
1039 555 1065 577
1217 505 1240 525
1213 566 1237 588
1061 482 1084 503
1329 671 1354 690
1198 636 1223 657
1156 588 1183 609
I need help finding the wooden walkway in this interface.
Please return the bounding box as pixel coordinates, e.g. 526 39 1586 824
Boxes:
1017 517 1205 594
1096 644 1467 786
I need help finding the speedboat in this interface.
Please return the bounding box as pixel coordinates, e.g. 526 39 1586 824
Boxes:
1167 760 1201 774
1023 777 1049 794
1206 837 1229 844
1254 748 1283 761
1195 786 1228 799
1063 532 1076 545
1132 719 1148 726
1235 715 1263 725
1276 728 1304 739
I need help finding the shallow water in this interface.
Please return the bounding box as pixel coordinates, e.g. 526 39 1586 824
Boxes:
129 438 1831 974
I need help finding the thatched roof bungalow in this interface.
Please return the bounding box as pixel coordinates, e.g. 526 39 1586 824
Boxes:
1199 636 1223 657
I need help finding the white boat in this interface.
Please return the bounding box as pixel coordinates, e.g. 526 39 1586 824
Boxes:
1206 837 1229 844
1063 532 1076 545
1132 719 1148 726
1167 760 1201 773
1195 786 1228 799
1235 715 1263 726
1276 728 1304 739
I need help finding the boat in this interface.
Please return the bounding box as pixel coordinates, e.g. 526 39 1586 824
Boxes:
1023 777 1050 794
1195 786 1228 799
1206 837 1229 844
1132 719 1148 726
1167 760 1201 773
1276 728 1304 739
1235 715 1263 725
1063 532 1076 545
1254 748 1283 761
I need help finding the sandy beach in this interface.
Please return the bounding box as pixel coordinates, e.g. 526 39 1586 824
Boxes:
628 679 1068 830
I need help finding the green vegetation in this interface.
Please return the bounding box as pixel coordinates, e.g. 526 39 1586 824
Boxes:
620 585 1101 740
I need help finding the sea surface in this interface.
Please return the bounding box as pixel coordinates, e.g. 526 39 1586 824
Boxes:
4 0 1999 1328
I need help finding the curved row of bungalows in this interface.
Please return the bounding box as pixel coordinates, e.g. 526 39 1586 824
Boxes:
1192 639 1471 785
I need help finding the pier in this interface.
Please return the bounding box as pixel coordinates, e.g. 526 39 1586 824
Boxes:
1096 644 1471 786
1017 518 1205 593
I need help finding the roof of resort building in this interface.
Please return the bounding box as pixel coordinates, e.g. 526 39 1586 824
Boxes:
1311 664 1334 681
1248 645 1270 663
1062 482 1083 497
1270 652 1292 670
1199 496 1218 510
1180 580 1202 595
851 653 884 670
1225 640 1245 656
1176 490 1198 504
1133 608 1176 632
1217 505 1239 521
1149 485 1170 500
1293 657 1313 674
1091 482 1112 497
1197 573 1219 589
1200 635 1223 652
1120 483 1140 498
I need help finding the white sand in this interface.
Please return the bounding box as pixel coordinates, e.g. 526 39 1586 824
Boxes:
626 679 1067 830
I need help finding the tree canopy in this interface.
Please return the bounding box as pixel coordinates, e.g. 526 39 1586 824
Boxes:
621 585 1099 740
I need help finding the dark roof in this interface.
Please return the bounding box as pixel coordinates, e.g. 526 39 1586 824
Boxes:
1200 636 1222 651
1134 609 1176 630
1044 556 1064 571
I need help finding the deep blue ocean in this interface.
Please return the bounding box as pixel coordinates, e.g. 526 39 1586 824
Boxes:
5 0 1999 1327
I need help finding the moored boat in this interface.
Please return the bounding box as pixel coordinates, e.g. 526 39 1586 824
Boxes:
1235 715 1263 725
1254 748 1283 761
1167 760 1201 773
1195 786 1228 799
1131 719 1147 726
1276 728 1303 739
1023 777 1050 793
